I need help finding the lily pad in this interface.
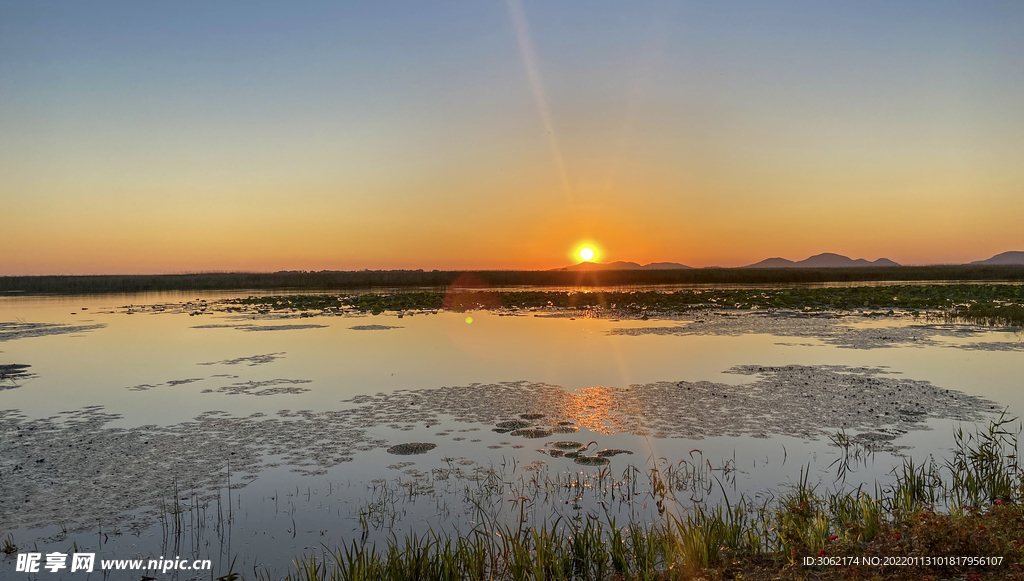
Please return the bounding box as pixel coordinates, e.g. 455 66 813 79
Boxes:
595 449 633 457
510 428 552 439
386 443 437 455
551 441 587 450
496 420 532 430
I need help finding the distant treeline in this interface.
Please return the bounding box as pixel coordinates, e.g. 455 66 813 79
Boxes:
3 265 1024 295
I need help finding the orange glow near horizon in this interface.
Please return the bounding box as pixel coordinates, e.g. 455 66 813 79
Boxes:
1 3 1022 276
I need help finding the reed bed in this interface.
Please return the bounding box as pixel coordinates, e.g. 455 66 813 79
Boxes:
4 265 1024 295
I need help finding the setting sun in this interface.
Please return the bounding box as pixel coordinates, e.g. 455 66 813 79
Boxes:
578 247 595 262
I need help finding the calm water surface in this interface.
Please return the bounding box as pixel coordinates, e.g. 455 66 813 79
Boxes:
1 291 1021 579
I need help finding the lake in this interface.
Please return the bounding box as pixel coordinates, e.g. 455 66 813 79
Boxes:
1 289 1021 579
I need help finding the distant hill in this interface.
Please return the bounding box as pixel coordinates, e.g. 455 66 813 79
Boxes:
745 253 899 268
746 257 798 268
553 251 1024 271
558 261 692 271
971 251 1024 266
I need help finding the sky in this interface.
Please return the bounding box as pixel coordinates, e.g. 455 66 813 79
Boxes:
2 1 1022 274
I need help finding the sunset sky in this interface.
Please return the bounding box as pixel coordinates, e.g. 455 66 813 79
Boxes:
2 1 1022 275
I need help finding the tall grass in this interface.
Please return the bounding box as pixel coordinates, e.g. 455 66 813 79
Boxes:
266 417 1024 580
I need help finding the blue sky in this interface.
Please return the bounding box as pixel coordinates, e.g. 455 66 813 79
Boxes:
2 1 1022 273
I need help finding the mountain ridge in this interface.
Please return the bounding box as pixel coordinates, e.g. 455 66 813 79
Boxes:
745 252 899 268
555 251 1024 270
971 251 1024 266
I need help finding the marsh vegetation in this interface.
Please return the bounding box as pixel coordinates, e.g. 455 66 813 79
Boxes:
3 265 1024 295
220 283 1024 326
270 417 1024 581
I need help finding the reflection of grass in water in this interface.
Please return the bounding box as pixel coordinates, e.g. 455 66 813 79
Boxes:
0 364 34 386
946 303 1024 328
268 417 1024 581
0 364 36 392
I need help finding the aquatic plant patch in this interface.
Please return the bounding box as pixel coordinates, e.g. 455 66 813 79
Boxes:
216 284 1024 324
385 443 437 455
199 378 312 396
609 312 1024 350
0 322 106 342
125 377 206 391
340 367 997 444
238 324 327 332
0 366 1002 546
0 407 382 534
198 353 286 366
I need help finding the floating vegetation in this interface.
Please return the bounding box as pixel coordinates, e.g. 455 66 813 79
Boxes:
386 443 437 455
191 323 329 332
0 407 381 533
166 377 204 386
573 455 609 466
552 425 579 433
124 383 159 392
542 441 622 460
208 283 1024 325
493 419 532 432
126 377 205 391
113 284 1024 335
0 321 106 342
198 352 285 366
954 341 1024 352
609 312 1022 350
201 378 312 396
595 448 632 457
0 355 1008 563
339 368 997 448
551 441 587 450
519 413 546 420
350 325 403 331
239 324 326 332
510 428 552 439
